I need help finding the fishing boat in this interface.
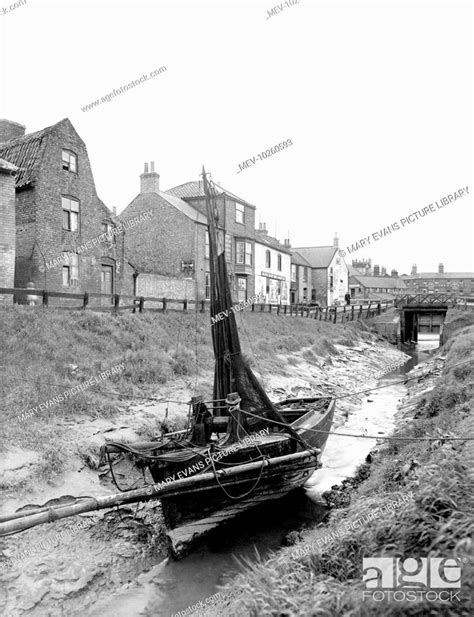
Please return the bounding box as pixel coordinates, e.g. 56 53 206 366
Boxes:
0 168 335 559
101 168 335 557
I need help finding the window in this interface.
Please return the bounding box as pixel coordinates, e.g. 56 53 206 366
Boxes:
236 241 252 265
303 267 308 282
205 231 210 259
237 277 247 290
235 202 244 224
62 150 77 172
62 197 79 231
62 252 79 286
265 250 271 268
101 222 116 243
277 254 282 271
291 264 296 282
205 272 210 299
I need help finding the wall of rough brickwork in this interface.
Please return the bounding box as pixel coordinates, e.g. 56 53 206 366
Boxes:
120 193 208 300
14 119 131 295
136 272 197 301
0 166 16 302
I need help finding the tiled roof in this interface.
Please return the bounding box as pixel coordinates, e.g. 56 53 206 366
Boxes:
166 180 255 208
120 191 207 224
292 246 338 269
0 125 53 188
254 231 291 254
291 251 312 267
402 273 474 280
351 275 407 289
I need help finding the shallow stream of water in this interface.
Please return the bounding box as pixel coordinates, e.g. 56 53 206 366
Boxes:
100 334 440 616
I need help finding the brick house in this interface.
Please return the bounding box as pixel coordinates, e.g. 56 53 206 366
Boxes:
167 177 257 302
122 167 257 302
290 250 313 304
402 263 474 298
0 158 17 303
254 223 291 305
0 118 132 299
293 239 348 305
120 163 208 300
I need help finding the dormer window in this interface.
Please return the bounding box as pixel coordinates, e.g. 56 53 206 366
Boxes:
62 150 77 173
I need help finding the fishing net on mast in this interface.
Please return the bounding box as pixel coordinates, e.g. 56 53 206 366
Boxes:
203 170 298 443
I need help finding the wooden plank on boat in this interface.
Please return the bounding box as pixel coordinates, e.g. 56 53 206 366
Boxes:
166 469 312 557
0 450 318 536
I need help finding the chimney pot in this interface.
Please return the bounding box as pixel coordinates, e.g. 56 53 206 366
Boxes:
438 262 444 274
411 263 417 275
140 162 160 194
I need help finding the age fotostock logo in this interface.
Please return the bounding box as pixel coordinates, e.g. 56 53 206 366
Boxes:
362 557 462 603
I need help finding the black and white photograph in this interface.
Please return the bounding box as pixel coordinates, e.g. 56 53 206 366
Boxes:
0 0 472 615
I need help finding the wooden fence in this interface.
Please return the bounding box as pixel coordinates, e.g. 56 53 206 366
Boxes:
0 287 394 323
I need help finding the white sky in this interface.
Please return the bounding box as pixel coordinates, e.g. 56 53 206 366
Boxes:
1 0 472 275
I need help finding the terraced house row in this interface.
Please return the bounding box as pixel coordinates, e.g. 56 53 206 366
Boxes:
0 117 350 306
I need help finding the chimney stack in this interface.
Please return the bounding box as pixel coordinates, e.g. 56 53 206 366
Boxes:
391 269 398 277
373 264 380 276
333 232 339 248
140 161 160 194
0 119 26 144
381 266 387 276
411 264 417 275
283 238 291 248
258 222 268 235
438 262 444 274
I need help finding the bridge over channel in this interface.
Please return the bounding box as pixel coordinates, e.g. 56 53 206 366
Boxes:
394 294 465 343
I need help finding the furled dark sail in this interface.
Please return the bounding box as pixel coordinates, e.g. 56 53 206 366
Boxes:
202 168 301 444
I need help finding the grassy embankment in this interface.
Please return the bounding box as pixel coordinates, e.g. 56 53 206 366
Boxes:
206 312 474 616
0 305 370 490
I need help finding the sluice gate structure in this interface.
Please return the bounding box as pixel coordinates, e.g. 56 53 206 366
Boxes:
394 294 463 344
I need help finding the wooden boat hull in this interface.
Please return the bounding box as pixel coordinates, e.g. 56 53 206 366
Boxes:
161 398 335 557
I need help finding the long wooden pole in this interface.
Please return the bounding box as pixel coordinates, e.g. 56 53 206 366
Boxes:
0 450 318 536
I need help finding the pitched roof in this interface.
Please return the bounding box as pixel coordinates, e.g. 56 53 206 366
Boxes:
402 272 474 280
166 180 255 208
120 191 207 224
0 125 53 188
351 275 407 289
292 246 338 269
0 118 78 189
291 250 312 267
254 231 291 254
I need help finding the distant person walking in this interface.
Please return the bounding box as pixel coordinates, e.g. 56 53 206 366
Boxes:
344 292 351 306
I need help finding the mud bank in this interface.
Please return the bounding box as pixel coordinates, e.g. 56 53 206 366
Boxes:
202 322 473 616
0 322 410 617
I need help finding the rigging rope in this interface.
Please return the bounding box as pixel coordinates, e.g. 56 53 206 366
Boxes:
7 359 471 408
